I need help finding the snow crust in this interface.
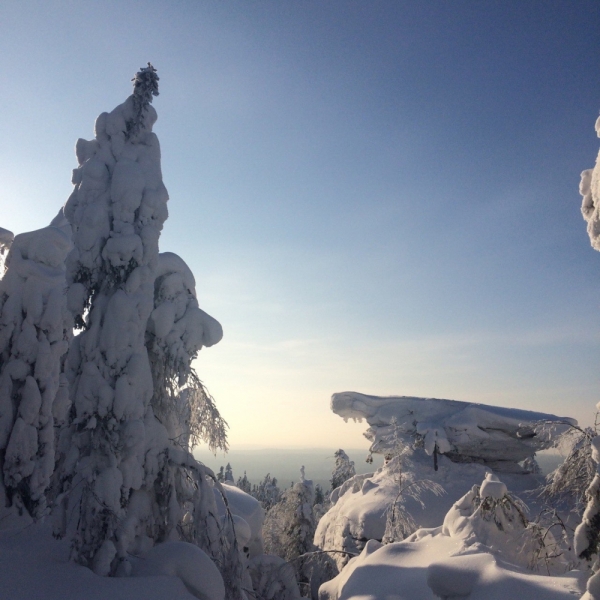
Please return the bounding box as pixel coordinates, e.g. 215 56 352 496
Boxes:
332 392 574 468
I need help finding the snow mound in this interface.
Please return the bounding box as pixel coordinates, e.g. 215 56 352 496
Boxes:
319 474 584 599
332 391 574 468
132 541 224 600
214 483 265 558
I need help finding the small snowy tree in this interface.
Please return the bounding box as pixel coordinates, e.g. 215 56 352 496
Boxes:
237 471 251 494
0 227 14 276
252 473 281 511
382 451 444 544
0 224 71 518
263 466 316 593
330 449 355 491
540 423 596 517
314 483 325 506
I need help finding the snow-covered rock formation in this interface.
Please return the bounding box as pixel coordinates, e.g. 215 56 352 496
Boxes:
316 392 574 569
333 392 574 470
319 474 583 600
0 224 72 517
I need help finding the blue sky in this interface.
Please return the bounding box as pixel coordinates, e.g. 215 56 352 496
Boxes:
1 1 600 449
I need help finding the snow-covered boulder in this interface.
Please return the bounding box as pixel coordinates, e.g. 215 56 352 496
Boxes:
332 392 574 469
131 541 224 600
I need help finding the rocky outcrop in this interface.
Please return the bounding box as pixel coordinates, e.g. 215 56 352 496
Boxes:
332 392 575 471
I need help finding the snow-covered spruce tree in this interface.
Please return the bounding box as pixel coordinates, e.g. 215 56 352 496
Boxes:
0 227 14 276
54 65 242 594
577 113 600 599
330 449 355 491
263 466 317 593
0 223 71 518
252 473 281 511
237 471 251 494
540 423 596 517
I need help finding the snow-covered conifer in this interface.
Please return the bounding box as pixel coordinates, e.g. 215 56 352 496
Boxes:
578 115 600 598
263 466 316 593
252 473 281 511
224 463 234 483
314 483 324 506
330 449 355 491
53 66 242 595
237 471 251 494
0 223 71 518
541 425 595 516
0 227 14 276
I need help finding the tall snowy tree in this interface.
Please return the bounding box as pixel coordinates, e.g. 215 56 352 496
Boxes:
52 65 242 594
0 224 71 518
577 113 600 600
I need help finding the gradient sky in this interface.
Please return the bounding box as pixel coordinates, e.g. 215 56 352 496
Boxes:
2 1 600 451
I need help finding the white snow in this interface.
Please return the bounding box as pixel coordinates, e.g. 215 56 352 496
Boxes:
319 474 585 600
131 541 225 600
332 392 574 468
215 482 265 558
0 224 72 516
0 521 200 600
317 392 580 591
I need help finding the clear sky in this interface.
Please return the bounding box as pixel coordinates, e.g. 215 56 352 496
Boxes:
1 1 600 450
